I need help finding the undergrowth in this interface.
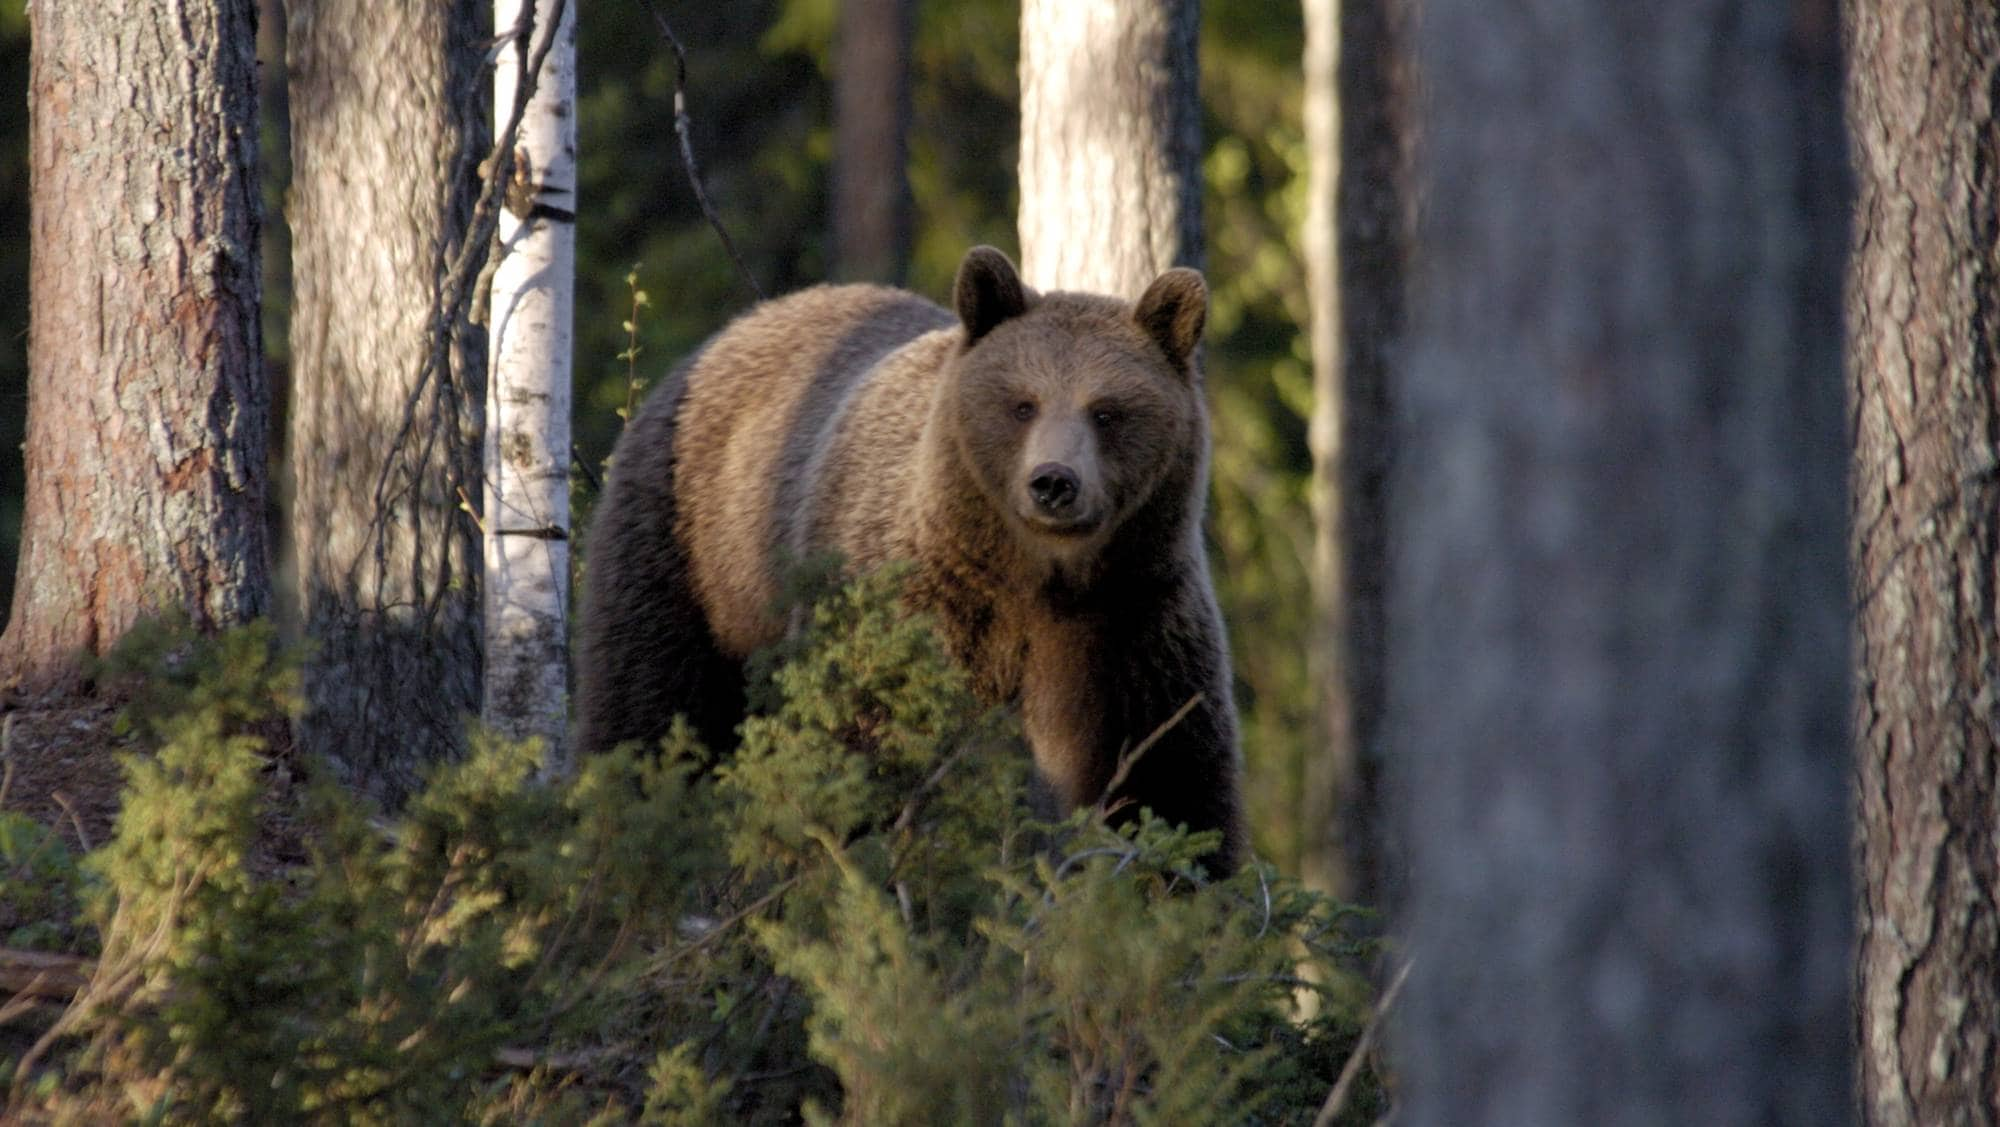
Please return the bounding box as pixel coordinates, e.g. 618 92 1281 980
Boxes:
1 572 1383 1124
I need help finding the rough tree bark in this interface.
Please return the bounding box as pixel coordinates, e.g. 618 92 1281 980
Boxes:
1017 0 1201 294
287 0 488 800
4 0 268 689
1389 4 1852 1124
1848 5 2000 1124
1300 0 1405 907
483 0 576 759
832 0 913 284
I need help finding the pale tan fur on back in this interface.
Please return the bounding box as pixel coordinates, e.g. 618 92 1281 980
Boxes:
673 285 950 655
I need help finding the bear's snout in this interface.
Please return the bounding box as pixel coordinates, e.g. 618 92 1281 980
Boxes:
1028 462 1081 513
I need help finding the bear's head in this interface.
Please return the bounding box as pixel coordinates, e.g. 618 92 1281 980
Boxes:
947 246 1209 566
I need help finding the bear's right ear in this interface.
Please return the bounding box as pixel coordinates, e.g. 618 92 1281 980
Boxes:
954 246 1030 345
1133 267 1208 371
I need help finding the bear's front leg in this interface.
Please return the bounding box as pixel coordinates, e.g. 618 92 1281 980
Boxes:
1018 591 1246 873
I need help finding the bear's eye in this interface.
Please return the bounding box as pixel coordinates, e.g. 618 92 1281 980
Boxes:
1092 407 1118 428
1012 401 1037 423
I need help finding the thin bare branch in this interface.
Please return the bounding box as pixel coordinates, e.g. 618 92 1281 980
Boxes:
1098 693 1203 810
630 0 765 301
350 0 571 618
1314 957 1410 1127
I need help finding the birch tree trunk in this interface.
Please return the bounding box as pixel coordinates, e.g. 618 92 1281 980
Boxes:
483 0 575 760
4 0 268 689
287 0 488 800
1300 0 1405 906
832 0 912 284
1848 5 2000 1123
1389 3 1852 1123
1017 0 1201 294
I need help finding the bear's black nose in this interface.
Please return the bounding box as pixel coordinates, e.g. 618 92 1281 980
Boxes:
1028 463 1080 512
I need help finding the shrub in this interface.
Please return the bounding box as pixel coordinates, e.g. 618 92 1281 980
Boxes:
5 573 1382 1125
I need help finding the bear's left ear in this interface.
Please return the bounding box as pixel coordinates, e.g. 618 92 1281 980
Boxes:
954 246 1031 345
1133 267 1208 372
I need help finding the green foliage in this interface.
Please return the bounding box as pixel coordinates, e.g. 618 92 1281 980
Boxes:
10 576 1379 1123
762 808 1376 1127
14 627 712 1122
0 812 85 952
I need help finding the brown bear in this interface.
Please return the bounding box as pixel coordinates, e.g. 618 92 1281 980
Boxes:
577 246 1245 869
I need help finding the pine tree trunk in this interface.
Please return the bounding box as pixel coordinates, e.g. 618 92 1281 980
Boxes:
5 0 268 689
1848 5 2000 1123
1300 0 1404 907
483 0 576 760
832 0 912 284
1389 4 1852 1123
286 0 488 800
1017 0 1201 294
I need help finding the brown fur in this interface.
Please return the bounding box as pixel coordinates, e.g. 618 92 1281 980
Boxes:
577 247 1246 870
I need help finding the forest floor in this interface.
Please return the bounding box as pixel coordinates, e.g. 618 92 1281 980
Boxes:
0 688 314 875
1 694 128 853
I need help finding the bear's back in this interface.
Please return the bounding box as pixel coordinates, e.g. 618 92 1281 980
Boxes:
673 284 955 655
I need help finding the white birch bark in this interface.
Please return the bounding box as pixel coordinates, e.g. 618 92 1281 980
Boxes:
484 0 576 761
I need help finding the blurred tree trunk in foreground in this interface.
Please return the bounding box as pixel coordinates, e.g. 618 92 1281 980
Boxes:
1017 0 1201 294
287 0 488 800
4 0 268 690
1389 3 1852 1124
483 0 576 761
832 0 913 284
1300 0 1405 907
1848 5 2000 1124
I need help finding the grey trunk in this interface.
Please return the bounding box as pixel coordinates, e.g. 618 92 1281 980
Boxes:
1388 3 1853 1123
832 0 913 284
1301 0 1408 907
286 0 488 801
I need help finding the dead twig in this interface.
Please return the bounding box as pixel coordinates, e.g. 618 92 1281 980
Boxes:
51 790 91 852
351 0 571 630
0 720 15 806
494 1045 602 1071
1098 693 1204 814
570 445 602 494
1313 957 1411 1127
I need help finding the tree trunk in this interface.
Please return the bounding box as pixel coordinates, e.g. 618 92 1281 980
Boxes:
483 0 576 761
5 0 268 689
1017 0 1201 294
1300 0 1405 907
832 0 913 284
1848 6 2000 1124
1388 4 1852 1124
287 0 488 800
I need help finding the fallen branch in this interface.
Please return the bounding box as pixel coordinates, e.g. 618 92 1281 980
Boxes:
493 1045 602 1072
0 948 91 1001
